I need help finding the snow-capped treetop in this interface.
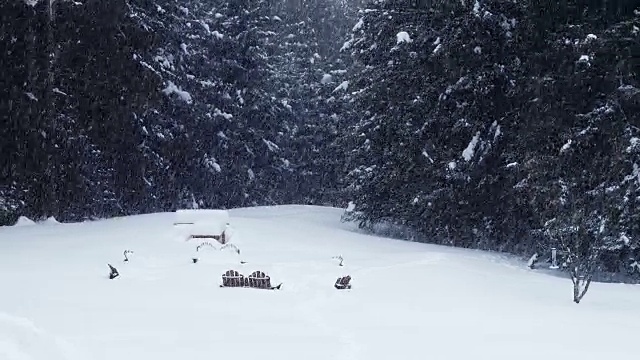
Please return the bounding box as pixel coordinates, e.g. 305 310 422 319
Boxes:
353 18 364 32
560 139 572 153
473 0 481 16
321 74 333 84
627 137 640 153
578 55 591 63
162 81 192 104
462 132 481 161
396 31 412 44
333 80 349 93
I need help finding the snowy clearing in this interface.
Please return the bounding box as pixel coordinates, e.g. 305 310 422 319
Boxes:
0 205 638 360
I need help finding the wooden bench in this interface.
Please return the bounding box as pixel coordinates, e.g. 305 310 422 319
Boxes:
220 270 281 290
247 271 272 289
189 231 227 244
221 270 245 287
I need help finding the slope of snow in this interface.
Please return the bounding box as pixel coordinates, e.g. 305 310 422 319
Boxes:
13 216 36 227
0 205 638 360
41 217 61 225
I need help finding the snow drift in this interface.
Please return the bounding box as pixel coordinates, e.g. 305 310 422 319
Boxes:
0 205 638 360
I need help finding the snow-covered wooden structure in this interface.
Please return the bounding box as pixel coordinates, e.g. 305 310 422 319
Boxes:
220 270 281 290
173 209 230 244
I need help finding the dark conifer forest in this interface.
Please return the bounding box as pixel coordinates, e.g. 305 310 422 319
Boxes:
1 0 638 276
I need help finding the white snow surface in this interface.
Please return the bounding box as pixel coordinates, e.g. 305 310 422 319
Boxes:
1 205 639 360
42 217 60 225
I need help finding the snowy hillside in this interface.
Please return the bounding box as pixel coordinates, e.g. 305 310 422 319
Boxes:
1 205 638 360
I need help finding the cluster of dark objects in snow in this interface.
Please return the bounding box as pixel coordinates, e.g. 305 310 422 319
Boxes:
1 0 639 282
107 246 352 291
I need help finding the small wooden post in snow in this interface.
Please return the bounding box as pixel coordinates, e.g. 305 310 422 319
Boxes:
550 248 559 269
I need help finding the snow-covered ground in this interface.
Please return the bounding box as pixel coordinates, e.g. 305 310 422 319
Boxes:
1 205 638 360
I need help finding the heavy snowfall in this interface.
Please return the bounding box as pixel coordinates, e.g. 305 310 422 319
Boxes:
1 0 639 358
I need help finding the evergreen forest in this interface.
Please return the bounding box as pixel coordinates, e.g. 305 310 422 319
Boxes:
1 0 638 277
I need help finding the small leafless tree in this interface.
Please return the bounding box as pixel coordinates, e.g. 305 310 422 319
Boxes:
527 253 539 269
546 207 609 304
544 207 607 304
568 251 597 304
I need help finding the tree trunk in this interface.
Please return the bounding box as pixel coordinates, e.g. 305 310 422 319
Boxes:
572 266 593 304
43 0 57 216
